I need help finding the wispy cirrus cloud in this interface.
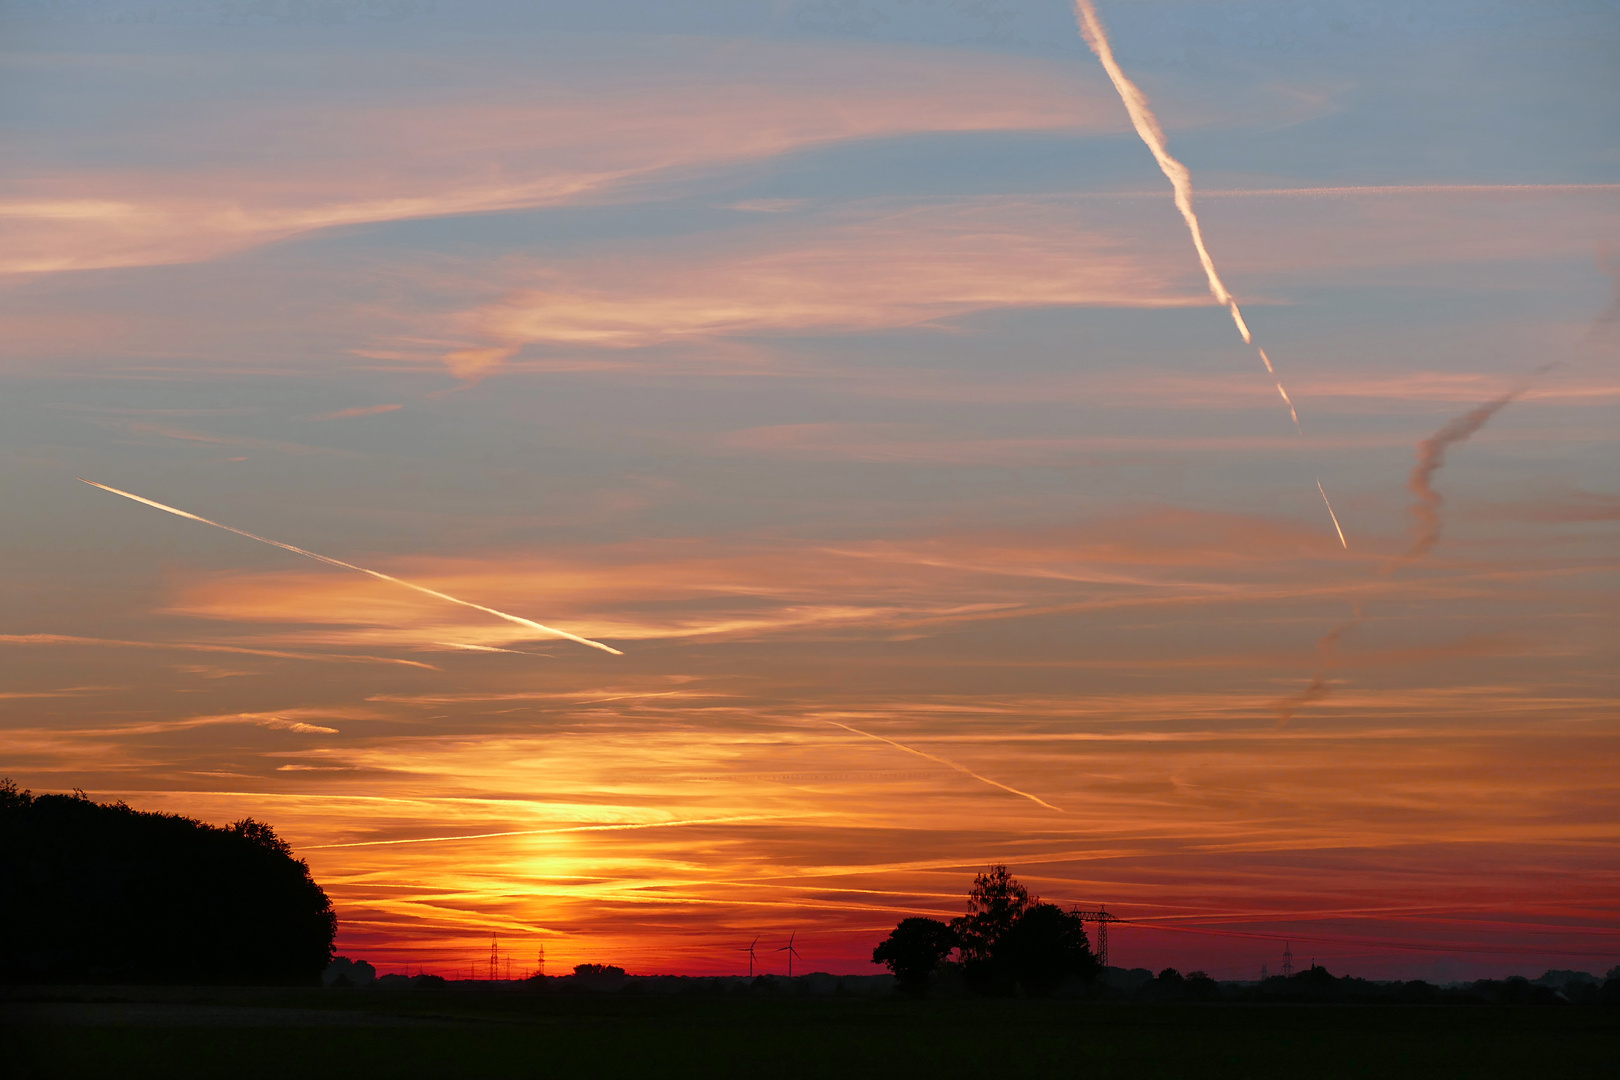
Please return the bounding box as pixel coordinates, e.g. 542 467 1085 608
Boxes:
0 633 437 669
151 509 1375 652
382 187 1620 377
424 199 1197 376
0 40 1118 277
67 683 1618 975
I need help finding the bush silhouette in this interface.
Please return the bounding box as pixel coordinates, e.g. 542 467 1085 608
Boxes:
0 780 335 984
872 917 958 993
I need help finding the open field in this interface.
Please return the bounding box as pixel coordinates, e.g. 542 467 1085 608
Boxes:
5 986 1617 1079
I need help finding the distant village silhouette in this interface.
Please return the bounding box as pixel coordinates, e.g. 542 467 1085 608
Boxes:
4 783 1616 1007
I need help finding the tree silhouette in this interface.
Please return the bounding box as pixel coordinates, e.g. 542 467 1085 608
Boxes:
872 917 958 994
1186 970 1220 1001
942 865 1098 996
0 779 335 984
950 864 1031 985
1000 902 1099 996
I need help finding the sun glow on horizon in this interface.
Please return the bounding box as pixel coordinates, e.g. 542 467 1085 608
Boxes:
1 0 1615 984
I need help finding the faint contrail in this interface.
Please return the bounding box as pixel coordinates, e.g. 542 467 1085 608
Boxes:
1397 390 1524 565
1274 605 1362 727
823 719 1064 813
307 815 773 849
434 641 557 657
1277 391 1523 718
79 478 622 656
1073 1 1345 543
1280 370 1551 721
0 632 438 669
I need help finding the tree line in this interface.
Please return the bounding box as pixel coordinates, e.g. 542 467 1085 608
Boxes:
0 779 335 984
872 864 1620 1005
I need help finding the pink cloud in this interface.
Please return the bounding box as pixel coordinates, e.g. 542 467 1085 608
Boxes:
418 199 1199 375
308 403 404 421
0 41 1119 277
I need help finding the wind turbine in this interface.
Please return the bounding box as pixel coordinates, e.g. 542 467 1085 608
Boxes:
740 936 759 977
776 933 801 978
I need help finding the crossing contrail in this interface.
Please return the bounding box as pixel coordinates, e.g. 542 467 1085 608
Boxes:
1073 1 1345 546
823 719 1064 813
78 478 622 655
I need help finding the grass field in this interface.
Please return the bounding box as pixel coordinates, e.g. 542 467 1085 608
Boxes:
5 986 1617 1079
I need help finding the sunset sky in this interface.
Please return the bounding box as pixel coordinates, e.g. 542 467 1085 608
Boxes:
2 0 1616 983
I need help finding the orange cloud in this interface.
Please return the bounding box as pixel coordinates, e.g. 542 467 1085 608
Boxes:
376 186 1620 377
60 682 1618 977
431 199 1197 375
149 508 1405 657
0 632 437 669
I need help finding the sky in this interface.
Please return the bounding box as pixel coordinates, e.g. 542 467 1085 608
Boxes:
1 0 1617 983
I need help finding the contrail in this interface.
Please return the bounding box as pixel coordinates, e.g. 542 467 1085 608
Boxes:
1273 605 1362 727
78 478 622 656
1281 365 1555 721
1318 481 1347 548
0 632 438 669
1073 1 1345 541
434 641 556 657
823 719 1064 813
1257 349 1301 432
1073 0 1245 337
1397 390 1524 564
1277 390 1523 718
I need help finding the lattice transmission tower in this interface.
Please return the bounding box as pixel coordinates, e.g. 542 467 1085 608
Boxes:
1069 906 1123 968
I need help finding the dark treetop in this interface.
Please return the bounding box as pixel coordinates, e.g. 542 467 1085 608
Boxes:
0 780 335 985
873 865 1100 997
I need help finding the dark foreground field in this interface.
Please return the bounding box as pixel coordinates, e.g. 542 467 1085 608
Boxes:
5 986 1617 1079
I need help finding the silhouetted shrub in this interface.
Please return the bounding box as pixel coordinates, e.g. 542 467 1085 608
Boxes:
1478 977 1564 1007
0 779 334 984
322 956 376 987
1394 979 1439 1004
570 963 628 991
872 917 958 994
1185 970 1220 1001
1135 967 1188 1002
